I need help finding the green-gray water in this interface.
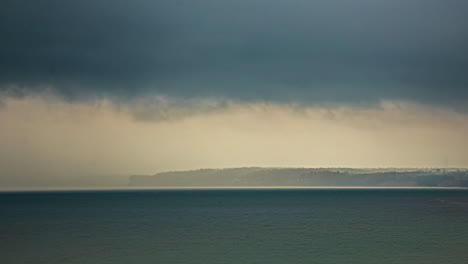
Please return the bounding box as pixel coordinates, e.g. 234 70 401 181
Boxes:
1 189 468 264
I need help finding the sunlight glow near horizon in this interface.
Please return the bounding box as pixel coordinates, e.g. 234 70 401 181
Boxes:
1 95 468 188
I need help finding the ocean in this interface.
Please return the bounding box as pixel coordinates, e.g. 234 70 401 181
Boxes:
1 189 468 264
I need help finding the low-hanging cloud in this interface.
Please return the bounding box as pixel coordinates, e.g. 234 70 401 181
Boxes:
1 0 468 106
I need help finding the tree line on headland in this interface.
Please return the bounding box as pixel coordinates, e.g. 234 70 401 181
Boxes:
129 168 468 187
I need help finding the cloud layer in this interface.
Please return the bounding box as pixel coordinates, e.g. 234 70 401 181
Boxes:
1 0 468 105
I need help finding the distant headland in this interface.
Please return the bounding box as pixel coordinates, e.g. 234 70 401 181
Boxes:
129 168 468 188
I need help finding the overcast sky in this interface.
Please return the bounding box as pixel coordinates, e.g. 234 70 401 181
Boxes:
1 0 468 188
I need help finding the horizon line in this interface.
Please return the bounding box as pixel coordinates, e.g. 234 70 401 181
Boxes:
2 186 468 193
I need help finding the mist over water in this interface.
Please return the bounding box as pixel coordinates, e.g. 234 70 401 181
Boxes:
2 96 468 189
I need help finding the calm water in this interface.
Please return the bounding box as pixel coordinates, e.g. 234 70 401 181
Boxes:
1 189 468 264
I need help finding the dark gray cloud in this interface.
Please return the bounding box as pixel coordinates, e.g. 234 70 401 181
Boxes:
1 0 468 105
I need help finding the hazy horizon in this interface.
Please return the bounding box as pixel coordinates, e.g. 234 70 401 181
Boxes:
1 166 467 191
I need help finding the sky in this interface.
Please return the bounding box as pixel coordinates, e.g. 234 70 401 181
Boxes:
1 0 468 188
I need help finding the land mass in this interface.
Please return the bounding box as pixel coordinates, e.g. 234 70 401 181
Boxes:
129 167 468 187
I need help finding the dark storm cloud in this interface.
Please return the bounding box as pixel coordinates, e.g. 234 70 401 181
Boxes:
1 0 468 104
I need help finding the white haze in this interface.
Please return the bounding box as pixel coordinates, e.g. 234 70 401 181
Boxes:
1 94 468 189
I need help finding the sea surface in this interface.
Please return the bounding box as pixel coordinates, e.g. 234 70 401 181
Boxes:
1 188 468 264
